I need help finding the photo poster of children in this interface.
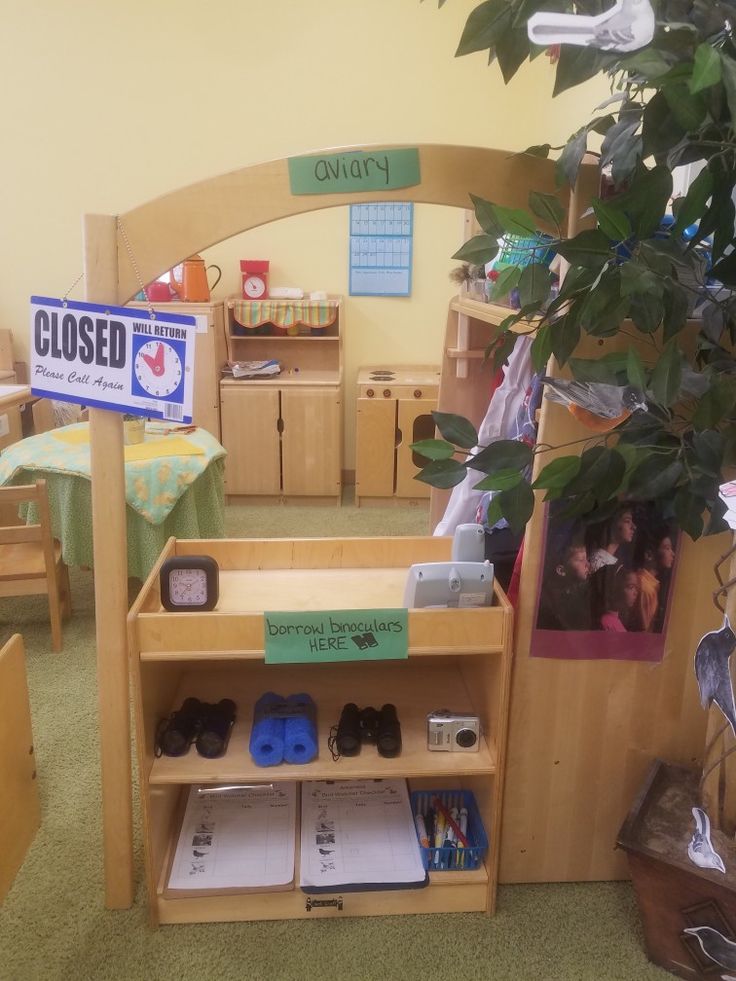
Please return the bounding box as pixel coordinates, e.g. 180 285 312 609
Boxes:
530 499 679 662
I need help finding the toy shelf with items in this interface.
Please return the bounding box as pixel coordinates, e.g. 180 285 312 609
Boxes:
128 535 513 925
220 296 343 501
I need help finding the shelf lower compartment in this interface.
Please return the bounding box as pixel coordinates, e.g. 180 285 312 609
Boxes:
152 782 490 924
147 661 497 785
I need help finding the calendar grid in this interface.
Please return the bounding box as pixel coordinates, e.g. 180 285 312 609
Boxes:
349 202 413 297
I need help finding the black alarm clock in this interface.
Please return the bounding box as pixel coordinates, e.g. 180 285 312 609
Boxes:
160 555 219 612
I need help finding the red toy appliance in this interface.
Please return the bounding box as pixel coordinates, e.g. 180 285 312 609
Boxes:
240 260 270 300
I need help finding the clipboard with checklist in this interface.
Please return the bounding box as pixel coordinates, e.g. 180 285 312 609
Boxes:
299 778 427 893
165 783 297 896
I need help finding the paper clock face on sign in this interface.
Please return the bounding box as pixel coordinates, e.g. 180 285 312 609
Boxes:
132 338 184 399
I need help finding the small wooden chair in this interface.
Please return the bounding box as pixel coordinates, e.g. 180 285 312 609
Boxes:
0 481 71 652
31 399 88 434
30 398 56 434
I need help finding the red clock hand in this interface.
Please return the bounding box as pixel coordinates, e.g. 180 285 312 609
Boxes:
141 343 165 377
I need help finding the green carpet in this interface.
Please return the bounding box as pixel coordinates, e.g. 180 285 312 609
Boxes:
0 494 669 981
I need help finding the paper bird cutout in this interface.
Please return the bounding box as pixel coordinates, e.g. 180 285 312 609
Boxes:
687 807 726 874
528 0 655 53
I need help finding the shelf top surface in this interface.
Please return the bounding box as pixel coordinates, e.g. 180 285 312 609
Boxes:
357 366 440 387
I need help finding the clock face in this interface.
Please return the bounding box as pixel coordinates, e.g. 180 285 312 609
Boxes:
167 567 208 607
243 274 266 299
160 555 219 612
133 340 183 398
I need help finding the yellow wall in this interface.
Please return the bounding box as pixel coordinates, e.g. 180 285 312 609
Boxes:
3 0 606 467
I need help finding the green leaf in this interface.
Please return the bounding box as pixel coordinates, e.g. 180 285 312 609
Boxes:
489 265 522 301
555 229 612 268
691 43 722 93
719 51 736 122
649 341 683 408
629 294 664 334
455 0 510 56
626 348 648 391
496 481 535 534
470 193 504 237
532 455 582 491
662 286 690 341
470 438 533 474
489 330 519 373
710 250 736 289
692 380 736 430
409 439 455 462
692 430 725 478
496 25 531 83
531 323 554 372
620 261 662 298
472 468 523 491
414 459 468 489
550 312 581 367
555 130 587 189
628 458 683 499
452 234 500 265
674 488 705 540
592 199 632 242
619 49 672 79
662 82 707 132
553 45 607 97
522 144 552 158
569 353 628 385
613 166 674 239
528 191 565 231
518 262 553 308
431 411 478 449
565 447 626 499
491 204 537 237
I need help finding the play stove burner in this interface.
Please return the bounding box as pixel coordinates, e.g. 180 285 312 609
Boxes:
369 371 396 381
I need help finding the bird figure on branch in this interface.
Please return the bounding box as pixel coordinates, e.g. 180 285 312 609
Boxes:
541 378 647 432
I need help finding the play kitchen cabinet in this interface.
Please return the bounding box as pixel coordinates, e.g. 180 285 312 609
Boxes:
355 366 440 506
128 535 514 925
220 296 343 503
127 300 226 440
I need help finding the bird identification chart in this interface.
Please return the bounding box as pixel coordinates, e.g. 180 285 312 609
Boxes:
300 779 426 891
30 296 195 422
167 783 297 893
349 203 413 296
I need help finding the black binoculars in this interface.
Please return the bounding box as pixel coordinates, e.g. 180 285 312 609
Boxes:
334 702 402 758
156 697 237 759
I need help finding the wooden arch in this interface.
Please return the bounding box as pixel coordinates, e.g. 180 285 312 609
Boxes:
83 143 595 909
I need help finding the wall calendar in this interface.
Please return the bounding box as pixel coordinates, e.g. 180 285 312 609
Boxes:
349 202 413 297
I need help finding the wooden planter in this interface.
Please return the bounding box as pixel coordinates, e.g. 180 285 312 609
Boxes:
618 759 736 979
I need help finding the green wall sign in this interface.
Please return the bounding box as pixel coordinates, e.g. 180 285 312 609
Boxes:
264 609 408 664
288 148 420 195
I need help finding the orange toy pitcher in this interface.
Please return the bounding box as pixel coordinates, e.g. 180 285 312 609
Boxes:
169 255 222 302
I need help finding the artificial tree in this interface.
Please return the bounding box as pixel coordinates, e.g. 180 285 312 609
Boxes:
416 0 736 546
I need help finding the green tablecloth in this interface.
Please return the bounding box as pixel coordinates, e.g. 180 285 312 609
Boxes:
0 425 226 580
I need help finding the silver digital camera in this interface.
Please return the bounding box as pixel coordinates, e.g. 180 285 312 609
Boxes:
426 710 481 752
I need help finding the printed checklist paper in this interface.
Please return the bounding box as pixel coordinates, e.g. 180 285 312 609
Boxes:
167 783 297 893
300 779 426 891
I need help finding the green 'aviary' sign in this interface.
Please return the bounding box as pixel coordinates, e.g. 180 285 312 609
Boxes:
264 609 408 664
288 149 420 195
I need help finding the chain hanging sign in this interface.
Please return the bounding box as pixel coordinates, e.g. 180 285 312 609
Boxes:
30 296 196 422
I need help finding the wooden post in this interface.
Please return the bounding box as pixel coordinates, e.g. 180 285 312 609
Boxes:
83 214 134 908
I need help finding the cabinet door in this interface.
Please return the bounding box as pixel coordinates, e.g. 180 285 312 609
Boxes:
220 386 281 495
281 388 341 496
395 398 436 498
355 397 396 499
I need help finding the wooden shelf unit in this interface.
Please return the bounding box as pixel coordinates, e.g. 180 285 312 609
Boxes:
220 296 343 503
128 535 514 925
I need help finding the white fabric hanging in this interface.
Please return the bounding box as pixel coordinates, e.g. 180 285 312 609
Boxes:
434 335 534 537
